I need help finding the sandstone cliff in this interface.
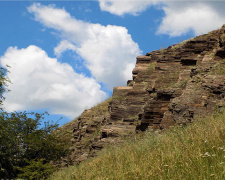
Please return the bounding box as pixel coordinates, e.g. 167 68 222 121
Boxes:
58 25 225 164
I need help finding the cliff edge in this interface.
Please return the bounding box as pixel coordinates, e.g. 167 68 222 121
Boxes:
57 25 225 164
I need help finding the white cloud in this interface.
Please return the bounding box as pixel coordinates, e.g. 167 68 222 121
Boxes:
77 24 140 87
0 45 106 118
28 3 141 89
98 0 157 16
54 40 77 57
157 1 225 36
97 0 225 37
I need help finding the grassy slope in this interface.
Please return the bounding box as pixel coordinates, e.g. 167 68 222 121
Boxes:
50 110 225 180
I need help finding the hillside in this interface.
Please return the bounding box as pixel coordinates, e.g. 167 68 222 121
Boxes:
50 110 225 179
56 24 225 165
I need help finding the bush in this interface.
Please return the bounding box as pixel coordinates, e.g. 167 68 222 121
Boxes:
17 159 55 180
0 111 70 179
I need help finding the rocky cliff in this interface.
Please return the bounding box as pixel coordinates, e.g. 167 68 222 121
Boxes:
58 25 225 164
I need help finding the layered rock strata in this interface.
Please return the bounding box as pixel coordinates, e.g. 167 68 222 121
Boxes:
110 25 225 131
59 25 225 164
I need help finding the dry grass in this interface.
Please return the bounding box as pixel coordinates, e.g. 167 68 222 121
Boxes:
49 109 225 180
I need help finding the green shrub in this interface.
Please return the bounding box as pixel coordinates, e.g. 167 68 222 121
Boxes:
0 111 70 179
17 159 55 180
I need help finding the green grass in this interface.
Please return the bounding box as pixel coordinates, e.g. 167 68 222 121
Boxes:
210 59 225 75
50 110 225 180
147 62 156 74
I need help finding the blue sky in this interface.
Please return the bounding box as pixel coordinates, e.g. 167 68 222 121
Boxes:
1 1 225 126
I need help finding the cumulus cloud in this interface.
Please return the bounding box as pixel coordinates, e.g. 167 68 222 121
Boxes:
0 45 106 118
54 40 77 57
28 3 141 89
98 0 156 16
97 0 225 37
157 1 225 36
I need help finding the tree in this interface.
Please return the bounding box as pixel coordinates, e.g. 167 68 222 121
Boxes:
0 66 71 179
17 159 55 180
0 111 70 179
0 66 10 107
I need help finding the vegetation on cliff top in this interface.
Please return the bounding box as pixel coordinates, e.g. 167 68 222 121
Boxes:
50 110 225 180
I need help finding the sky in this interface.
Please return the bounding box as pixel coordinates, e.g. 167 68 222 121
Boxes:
1 0 225 126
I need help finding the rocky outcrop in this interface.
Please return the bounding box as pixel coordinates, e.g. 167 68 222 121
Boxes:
59 25 225 164
110 24 225 130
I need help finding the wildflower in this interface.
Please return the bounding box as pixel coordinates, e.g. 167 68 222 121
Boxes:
212 154 216 157
164 165 169 167
218 147 223 150
219 162 224 165
210 174 215 177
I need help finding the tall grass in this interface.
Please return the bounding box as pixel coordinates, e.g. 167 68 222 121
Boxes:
50 110 225 180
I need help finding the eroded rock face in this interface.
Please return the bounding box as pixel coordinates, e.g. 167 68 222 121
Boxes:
66 24 225 164
109 24 225 130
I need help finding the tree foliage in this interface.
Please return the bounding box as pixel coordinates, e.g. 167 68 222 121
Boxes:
0 66 71 179
0 66 10 106
17 159 55 180
0 111 70 179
